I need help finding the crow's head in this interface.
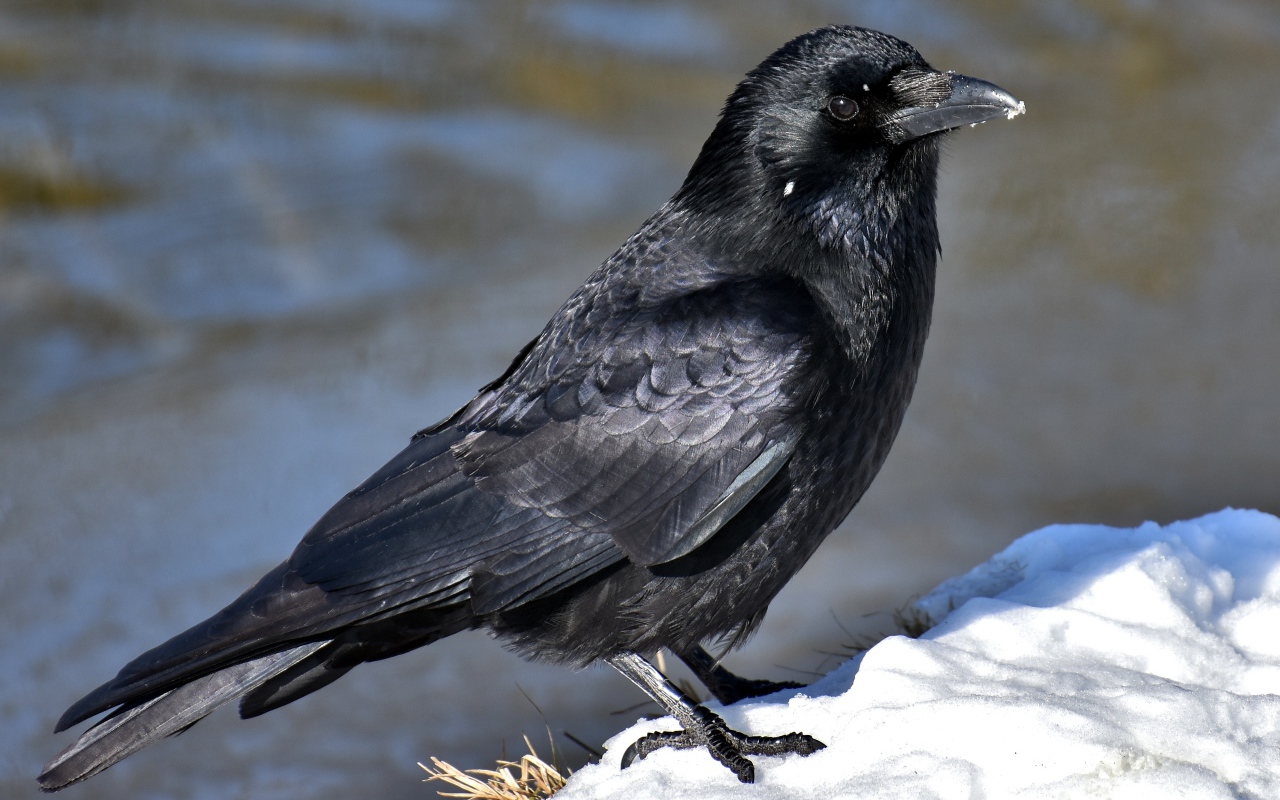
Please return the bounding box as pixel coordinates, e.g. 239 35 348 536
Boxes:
678 25 1022 260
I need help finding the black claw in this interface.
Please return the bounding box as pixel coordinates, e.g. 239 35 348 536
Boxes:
621 730 691 768
609 652 822 784
621 742 639 769
618 709 824 783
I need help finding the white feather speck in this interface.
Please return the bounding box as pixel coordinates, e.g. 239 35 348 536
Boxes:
783 181 795 197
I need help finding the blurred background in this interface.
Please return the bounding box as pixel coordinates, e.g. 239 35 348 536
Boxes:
2 0 1278 797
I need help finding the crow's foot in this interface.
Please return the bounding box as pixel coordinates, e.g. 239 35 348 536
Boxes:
702 673 805 705
677 645 805 704
619 703 824 783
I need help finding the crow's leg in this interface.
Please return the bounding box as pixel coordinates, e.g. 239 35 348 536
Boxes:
676 645 805 705
607 651 824 783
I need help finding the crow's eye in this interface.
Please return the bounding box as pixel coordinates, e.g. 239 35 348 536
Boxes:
827 95 859 121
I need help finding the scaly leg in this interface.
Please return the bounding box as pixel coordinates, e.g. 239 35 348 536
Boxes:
607 651 824 783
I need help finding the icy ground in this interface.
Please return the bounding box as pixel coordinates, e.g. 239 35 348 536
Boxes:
559 509 1280 799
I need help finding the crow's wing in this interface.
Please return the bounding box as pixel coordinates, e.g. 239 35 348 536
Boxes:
295 275 816 612
453 317 805 566
58 275 816 730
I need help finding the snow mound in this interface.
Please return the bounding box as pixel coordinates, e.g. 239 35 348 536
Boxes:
559 509 1280 799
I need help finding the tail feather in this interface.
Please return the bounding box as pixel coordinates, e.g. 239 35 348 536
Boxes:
239 644 356 719
38 642 327 792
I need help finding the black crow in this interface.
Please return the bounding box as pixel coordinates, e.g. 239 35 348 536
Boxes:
39 25 1022 789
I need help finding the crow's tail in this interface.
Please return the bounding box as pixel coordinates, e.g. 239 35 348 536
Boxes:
37 642 327 792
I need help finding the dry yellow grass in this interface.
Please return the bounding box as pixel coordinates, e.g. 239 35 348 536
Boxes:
420 735 568 800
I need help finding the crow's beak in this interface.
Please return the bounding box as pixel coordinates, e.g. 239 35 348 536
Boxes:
891 74 1024 140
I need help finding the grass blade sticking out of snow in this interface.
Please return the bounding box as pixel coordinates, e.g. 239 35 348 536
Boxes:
420 734 568 800
838 602 938 656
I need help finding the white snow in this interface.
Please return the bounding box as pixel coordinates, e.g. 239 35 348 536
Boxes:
559 509 1280 799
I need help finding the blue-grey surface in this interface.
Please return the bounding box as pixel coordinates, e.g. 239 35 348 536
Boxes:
3 1 1279 797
